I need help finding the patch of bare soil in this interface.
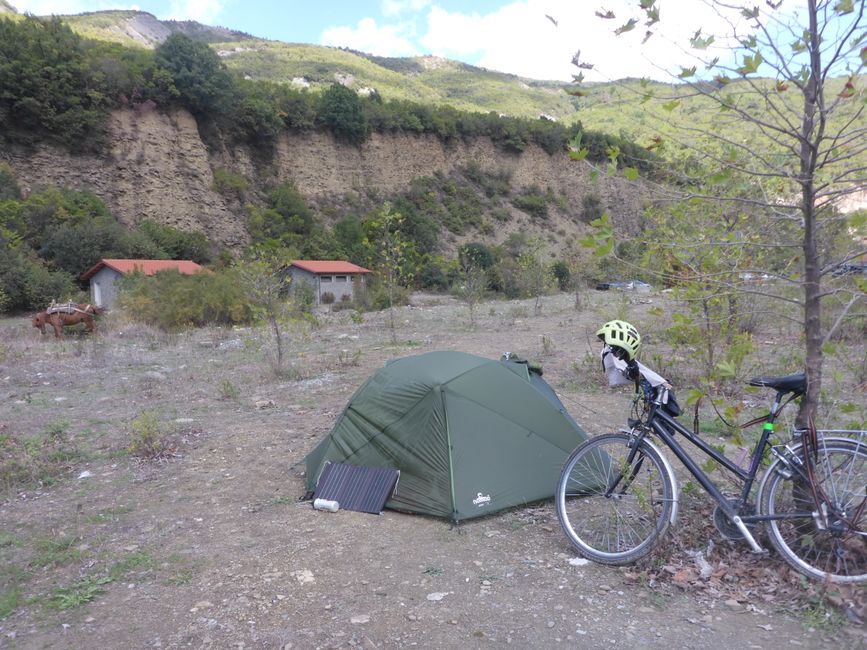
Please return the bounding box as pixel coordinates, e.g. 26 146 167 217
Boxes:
1 292 864 649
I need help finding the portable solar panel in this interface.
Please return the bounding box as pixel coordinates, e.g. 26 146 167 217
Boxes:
312 462 400 514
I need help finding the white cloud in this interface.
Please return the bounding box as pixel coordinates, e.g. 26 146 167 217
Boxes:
381 0 431 18
418 0 748 82
321 17 419 57
167 0 223 23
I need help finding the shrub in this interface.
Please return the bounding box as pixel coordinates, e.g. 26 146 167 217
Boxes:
511 186 549 219
321 291 335 304
580 193 604 224
117 268 251 329
128 410 176 460
0 164 20 200
551 260 571 291
212 168 249 202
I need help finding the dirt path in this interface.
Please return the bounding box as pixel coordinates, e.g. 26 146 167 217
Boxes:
1 292 864 649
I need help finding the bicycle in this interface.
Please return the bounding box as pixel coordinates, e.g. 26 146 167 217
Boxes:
555 371 867 583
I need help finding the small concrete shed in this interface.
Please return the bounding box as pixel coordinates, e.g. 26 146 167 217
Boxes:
81 258 205 309
287 260 371 305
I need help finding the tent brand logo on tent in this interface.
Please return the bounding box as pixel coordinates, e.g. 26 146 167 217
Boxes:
473 492 491 507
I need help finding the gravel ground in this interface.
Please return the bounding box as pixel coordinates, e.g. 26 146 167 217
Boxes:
0 291 864 649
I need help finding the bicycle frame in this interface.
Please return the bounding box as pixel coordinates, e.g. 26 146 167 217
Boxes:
634 386 795 553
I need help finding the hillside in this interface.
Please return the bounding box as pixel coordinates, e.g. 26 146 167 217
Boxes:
0 105 648 256
43 9 580 122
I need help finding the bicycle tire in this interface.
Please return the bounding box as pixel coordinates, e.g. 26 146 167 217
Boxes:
556 432 676 565
759 436 867 583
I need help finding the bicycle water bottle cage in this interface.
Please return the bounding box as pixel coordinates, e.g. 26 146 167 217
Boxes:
748 373 806 395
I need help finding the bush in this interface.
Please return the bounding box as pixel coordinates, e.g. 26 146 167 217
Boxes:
551 260 571 291
511 186 549 219
117 268 251 329
320 291 335 304
580 194 604 224
212 168 249 202
0 164 21 201
128 410 176 461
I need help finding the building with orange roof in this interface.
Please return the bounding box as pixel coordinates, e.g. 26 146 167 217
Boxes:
81 259 206 309
287 260 371 306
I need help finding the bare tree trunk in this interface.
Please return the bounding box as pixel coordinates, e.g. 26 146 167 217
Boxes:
270 312 283 373
797 1 823 429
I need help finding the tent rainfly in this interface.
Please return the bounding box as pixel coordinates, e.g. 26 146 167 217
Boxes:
304 351 591 521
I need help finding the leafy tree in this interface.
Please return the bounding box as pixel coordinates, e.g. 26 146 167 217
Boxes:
83 40 177 107
137 220 213 264
248 181 315 249
316 83 370 145
154 33 235 119
363 203 414 341
576 0 867 425
453 249 490 326
235 251 294 376
16 187 111 251
39 217 127 277
0 16 108 148
516 237 556 315
459 242 495 271
332 216 367 263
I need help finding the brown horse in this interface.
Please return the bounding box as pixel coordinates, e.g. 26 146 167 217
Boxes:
32 303 103 338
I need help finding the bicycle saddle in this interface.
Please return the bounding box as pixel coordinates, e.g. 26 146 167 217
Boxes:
748 373 806 394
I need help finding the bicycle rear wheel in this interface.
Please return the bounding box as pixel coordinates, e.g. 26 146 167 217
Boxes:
556 432 675 565
759 437 867 583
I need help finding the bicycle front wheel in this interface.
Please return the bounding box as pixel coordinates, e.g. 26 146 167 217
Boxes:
556 432 676 565
760 437 867 583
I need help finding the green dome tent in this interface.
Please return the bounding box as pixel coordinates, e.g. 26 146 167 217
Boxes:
304 351 592 521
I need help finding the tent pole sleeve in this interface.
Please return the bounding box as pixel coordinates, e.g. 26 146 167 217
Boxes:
441 387 458 520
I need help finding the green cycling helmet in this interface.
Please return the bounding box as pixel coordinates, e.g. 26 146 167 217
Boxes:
596 320 641 361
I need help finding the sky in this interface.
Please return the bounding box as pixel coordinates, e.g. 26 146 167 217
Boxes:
5 0 760 82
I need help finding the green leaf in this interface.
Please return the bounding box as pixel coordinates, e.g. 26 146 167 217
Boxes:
678 66 696 79
848 211 867 230
662 99 680 111
686 388 705 407
737 52 763 75
709 168 732 184
614 18 638 35
623 167 640 181
595 238 615 257
569 147 589 161
716 360 737 378
862 45 867 65
834 0 855 14
690 29 715 50
741 6 759 19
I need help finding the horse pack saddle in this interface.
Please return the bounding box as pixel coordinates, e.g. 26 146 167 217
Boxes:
47 302 82 315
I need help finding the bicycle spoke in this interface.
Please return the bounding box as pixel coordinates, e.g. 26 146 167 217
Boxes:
556 433 674 565
762 438 867 583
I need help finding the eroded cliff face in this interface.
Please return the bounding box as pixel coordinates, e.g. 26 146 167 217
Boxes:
0 106 648 254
